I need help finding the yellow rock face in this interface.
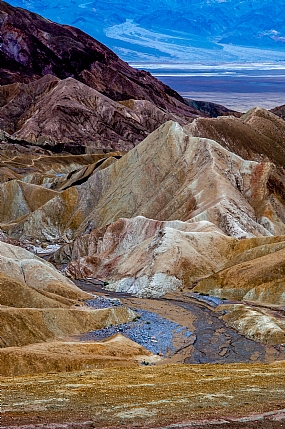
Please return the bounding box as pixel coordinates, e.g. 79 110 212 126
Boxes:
0 241 136 349
0 180 58 223
0 241 88 299
0 334 156 377
193 238 285 305
0 306 135 348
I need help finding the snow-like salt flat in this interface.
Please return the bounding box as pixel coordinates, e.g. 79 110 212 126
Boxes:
133 63 285 112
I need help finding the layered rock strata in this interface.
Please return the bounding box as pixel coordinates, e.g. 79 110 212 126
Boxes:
51 217 285 310
3 120 284 243
0 75 188 151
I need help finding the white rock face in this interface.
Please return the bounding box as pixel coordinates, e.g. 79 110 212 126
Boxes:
57 216 237 297
107 273 182 298
50 215 285 298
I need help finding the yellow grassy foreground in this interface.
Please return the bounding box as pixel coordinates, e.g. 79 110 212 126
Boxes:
2 361 285 428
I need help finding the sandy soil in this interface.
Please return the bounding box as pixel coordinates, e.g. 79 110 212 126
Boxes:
2 362 285 428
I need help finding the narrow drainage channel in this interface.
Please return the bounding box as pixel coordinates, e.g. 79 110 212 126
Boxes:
168 299 285 364
75 280 285 364
78 304 194 357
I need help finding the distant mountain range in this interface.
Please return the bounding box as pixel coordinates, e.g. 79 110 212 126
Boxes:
6 0 285 63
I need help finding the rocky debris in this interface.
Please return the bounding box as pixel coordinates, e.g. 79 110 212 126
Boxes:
85 295 122 309
79 299 285 359
0 1 200 120
4 120 285 243
187 291 224 308
79 308 193 357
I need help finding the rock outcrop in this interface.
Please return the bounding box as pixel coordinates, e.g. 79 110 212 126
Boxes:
218 304 285 345
185 107 285 167
49 216 285 303
0 149 122 190
1 304 135 348
271 104 285 121
54 217 236 297
184 98 242 118
193 241 285 306
0 241 88 300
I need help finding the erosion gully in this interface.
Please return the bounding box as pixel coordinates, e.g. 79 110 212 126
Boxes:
74 279 285 365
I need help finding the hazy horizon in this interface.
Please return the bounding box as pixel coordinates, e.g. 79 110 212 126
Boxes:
132 63 285 111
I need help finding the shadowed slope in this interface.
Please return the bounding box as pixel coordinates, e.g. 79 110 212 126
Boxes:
271 103 285 120
0 74 190 151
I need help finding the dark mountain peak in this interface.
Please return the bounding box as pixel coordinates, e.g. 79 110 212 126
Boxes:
0 1 198 118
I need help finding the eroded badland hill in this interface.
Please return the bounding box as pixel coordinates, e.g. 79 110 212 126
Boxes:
1 2 285 428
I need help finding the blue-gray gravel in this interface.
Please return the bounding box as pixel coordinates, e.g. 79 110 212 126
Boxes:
80 307 193 356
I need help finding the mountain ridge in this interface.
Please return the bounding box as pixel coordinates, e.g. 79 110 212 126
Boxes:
6 0 285 63
0 1 199 119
